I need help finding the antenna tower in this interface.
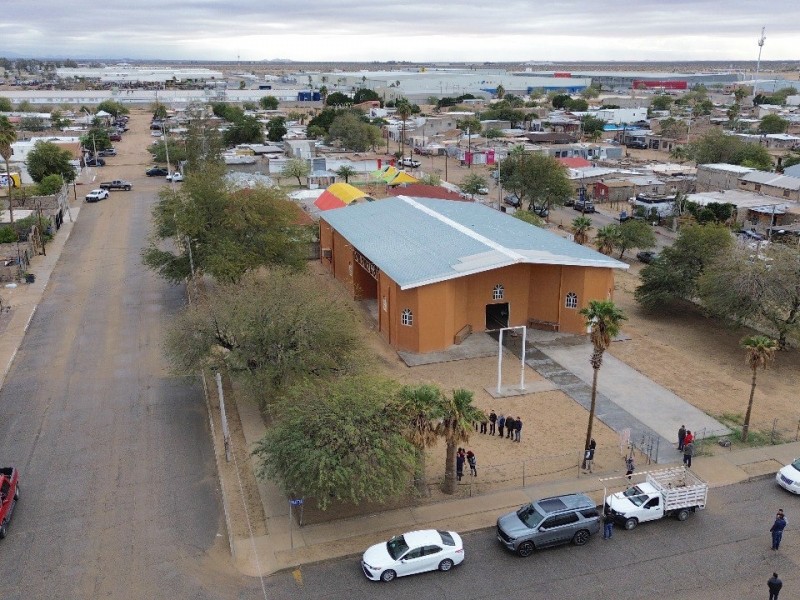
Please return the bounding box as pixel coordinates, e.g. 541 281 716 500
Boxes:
755 27 766 87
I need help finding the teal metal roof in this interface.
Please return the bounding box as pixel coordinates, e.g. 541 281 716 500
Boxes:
321 197 627 290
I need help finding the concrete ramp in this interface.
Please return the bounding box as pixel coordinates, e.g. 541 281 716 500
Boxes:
536 342 731 446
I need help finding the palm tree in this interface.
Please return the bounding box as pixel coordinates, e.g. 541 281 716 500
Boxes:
495 84 506 100
398 384 444 496
740 335 778 442
395 98 412 160
580 301 627 457
595 224 619 255
572 216 592 245
335 165 356 184
0 115 17 224
439 388 484 494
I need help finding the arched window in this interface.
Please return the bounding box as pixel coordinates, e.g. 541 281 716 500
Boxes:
401 308 413 326
492 284 505 300
565 292 578 309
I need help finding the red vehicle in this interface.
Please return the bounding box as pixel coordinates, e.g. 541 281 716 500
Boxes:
0 467 20 538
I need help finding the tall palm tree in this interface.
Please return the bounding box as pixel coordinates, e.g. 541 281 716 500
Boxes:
571 216 592 245
595 224 619 255
335 165 356 184
0 115 17 224
495 84 506 100
398 384 444 496
439 388 484 495
740 335 778 442
580 301 627 457
395 98 412 160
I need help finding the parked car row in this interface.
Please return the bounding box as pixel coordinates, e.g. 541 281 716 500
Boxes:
362 466 716 584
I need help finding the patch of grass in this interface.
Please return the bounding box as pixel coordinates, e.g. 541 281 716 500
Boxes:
710 413 786 448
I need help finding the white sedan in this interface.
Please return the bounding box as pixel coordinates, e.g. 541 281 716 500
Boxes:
166 172 184 182
776 458 800 494
85 189 109 202
361 529 464 582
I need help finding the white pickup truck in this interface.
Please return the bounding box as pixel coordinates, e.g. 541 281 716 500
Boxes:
605 466 707 530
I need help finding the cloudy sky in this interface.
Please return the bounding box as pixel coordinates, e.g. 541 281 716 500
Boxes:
2 1 798 63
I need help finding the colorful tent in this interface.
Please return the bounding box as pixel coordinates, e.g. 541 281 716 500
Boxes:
386 171 419 186
314 182 372 211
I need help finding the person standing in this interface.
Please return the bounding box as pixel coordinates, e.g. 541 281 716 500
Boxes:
489 410 497 435
771 510 787 550
505 415 515 439
625 455 635 480
480 415 488 434
768 572 783 599
498 414 505 438
682 441 694 468
684 429 694 446
514 417 522 442
678 425 687 451
466 450 477 476
603 507 614 539
456 448 465 482
584 439 596 472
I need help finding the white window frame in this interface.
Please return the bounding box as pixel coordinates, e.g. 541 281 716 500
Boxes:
492 284 505 300
401 308 413 326
565 292 578 309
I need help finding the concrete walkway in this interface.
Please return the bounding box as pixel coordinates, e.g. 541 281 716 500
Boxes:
496 330 731 464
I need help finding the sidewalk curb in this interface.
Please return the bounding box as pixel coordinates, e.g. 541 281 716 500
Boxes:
0 204 79 391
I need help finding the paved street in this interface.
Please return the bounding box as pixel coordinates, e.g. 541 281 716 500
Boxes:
0 114 261 599
260 478 799 600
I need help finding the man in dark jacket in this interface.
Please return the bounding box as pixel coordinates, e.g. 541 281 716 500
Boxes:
771 510 787 550
603 507 614 539
768 572 783 599
514 417 522 442
498 414 505 438
489 410 497 435
678 425 686 451
505 415 515 439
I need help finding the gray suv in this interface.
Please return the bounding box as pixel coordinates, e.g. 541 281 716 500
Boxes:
496 493 601 557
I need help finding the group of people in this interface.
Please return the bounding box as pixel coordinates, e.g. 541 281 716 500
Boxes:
677 424 695 468
767 510 787 598
455 448 478 481
476 410 522 442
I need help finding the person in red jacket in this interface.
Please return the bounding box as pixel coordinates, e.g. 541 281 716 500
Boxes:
683 430 694 446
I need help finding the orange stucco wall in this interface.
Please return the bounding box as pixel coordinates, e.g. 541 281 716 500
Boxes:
320 218 618 353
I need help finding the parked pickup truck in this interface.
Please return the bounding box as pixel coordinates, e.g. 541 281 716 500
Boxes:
605 466 707 530
400 157 421 168
0 467 20 539
99 180 132 191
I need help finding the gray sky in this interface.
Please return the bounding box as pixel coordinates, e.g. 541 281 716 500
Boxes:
2 1 798 62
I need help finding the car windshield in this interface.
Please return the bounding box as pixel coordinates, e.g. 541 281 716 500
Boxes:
517 503 545 529
792 459 800 471
622 486 647 506
386 535 409 560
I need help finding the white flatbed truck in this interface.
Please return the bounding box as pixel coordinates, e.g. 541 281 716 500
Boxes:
605 466 707 530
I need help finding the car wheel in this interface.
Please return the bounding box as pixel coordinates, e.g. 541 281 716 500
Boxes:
517 541 535 557
13 484 19 501
124 186 131 191
624 518 638 530
572 529 590 546
438 559 454 572
380 569 396 582
0 521 6 539
677 509 689 522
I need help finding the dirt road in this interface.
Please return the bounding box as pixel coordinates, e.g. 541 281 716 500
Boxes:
0 110 260 599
